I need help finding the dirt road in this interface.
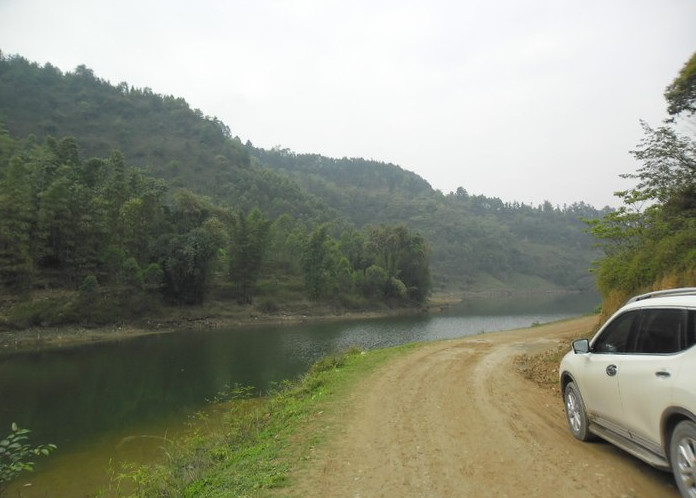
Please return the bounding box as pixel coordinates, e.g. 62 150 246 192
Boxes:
288 315 680 497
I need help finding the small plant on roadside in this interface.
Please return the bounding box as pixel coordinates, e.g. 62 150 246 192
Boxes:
0 423 56 495
309 354 346 374
309 347 362 375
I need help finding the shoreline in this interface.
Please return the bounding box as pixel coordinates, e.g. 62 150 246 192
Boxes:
0 303 443 353
0 289 583 352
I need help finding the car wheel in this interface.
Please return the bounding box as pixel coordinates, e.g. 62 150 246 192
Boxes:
563 381 594 441
671 420 696 498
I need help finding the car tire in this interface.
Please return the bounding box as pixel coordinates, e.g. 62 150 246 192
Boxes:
563 381 595 441
670 420 696 498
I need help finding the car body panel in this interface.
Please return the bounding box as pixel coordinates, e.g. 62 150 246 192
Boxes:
617 352 683 455
569 353 624 435
669 346 696 424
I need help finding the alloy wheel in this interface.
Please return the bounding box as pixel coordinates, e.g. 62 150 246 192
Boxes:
675 433 696 497
565 390 582 435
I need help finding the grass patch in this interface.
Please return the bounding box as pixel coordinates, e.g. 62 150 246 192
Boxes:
109 343 422 497
0 288 166 330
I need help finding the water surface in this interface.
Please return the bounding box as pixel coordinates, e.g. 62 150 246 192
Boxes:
1 292 598 495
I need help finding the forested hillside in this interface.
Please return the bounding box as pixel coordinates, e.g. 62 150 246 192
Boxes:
0 51 605 328
253 147 605 290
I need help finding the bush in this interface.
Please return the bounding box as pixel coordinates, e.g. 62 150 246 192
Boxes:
255 298 279 313
122 257 144 289
142 263 164 287
0 423 56 494
79 275 99 304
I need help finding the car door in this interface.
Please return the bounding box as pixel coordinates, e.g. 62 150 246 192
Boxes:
616 308 686 454
580 310 640 437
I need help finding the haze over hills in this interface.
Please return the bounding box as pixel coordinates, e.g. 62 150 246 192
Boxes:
0 52 607 292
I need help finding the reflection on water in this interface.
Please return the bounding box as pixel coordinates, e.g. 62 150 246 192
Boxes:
1 292 599 496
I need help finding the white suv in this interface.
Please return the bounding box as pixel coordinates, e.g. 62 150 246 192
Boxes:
559 288 696 497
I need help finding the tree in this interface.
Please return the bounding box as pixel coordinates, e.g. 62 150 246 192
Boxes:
362 264 388 299
104 150 128 248
338 228 368 272
303 225 335 300
229 209 270 304
36 173 73 271
623 121 696 205
0 156 34 292
266 214 306 274
665 51 696 117
365 225 431 303
120 176 169 265
161 219 227 305
589 52 696 308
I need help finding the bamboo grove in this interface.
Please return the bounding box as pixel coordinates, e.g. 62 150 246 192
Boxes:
0 130 431 326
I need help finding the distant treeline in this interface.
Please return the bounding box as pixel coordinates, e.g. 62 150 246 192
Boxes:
0 50 607 309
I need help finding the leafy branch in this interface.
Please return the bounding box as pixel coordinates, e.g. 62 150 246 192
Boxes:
0 423 56 495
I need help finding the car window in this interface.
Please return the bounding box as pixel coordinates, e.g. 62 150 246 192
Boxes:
633 308 685 354
592 310 639 353
688 310 696 349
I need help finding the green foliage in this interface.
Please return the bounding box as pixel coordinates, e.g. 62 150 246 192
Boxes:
0 156 34 293
141 263 164 287
591 125 696 300
79 274 99 303
0 54 250 198
665 51 696 117
5 295 77 328
0 123 435 321
624 121 696 205
302 224 335 300
228 209 270 304
0 52 605 324
257 144 603 290
364 225 431 303
363 264 389 299
308 353 348 374
0 423 56 494
161 226 222 305
590 52 696 316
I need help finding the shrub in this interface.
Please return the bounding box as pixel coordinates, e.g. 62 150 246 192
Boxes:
0 423 56 495
79 275 99 304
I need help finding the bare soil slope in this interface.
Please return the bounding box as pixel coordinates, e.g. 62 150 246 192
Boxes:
287 315 679 497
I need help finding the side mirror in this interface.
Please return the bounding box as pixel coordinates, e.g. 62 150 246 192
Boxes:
572 339 590 354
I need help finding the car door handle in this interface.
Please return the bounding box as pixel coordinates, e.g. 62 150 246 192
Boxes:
655 370 671 378
606 364 617 376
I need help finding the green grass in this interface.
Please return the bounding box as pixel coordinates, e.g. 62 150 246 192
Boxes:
109 343 423 497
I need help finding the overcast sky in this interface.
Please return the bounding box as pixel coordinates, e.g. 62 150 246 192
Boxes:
1 0 694 208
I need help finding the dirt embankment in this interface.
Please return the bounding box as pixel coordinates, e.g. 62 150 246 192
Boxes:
284 316 680 497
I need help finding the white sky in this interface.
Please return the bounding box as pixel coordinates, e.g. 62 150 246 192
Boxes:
1 0 694 208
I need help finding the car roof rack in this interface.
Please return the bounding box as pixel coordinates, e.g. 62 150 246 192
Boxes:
627 287 696 303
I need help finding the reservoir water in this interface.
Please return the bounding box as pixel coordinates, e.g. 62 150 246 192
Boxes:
0 292 599 495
